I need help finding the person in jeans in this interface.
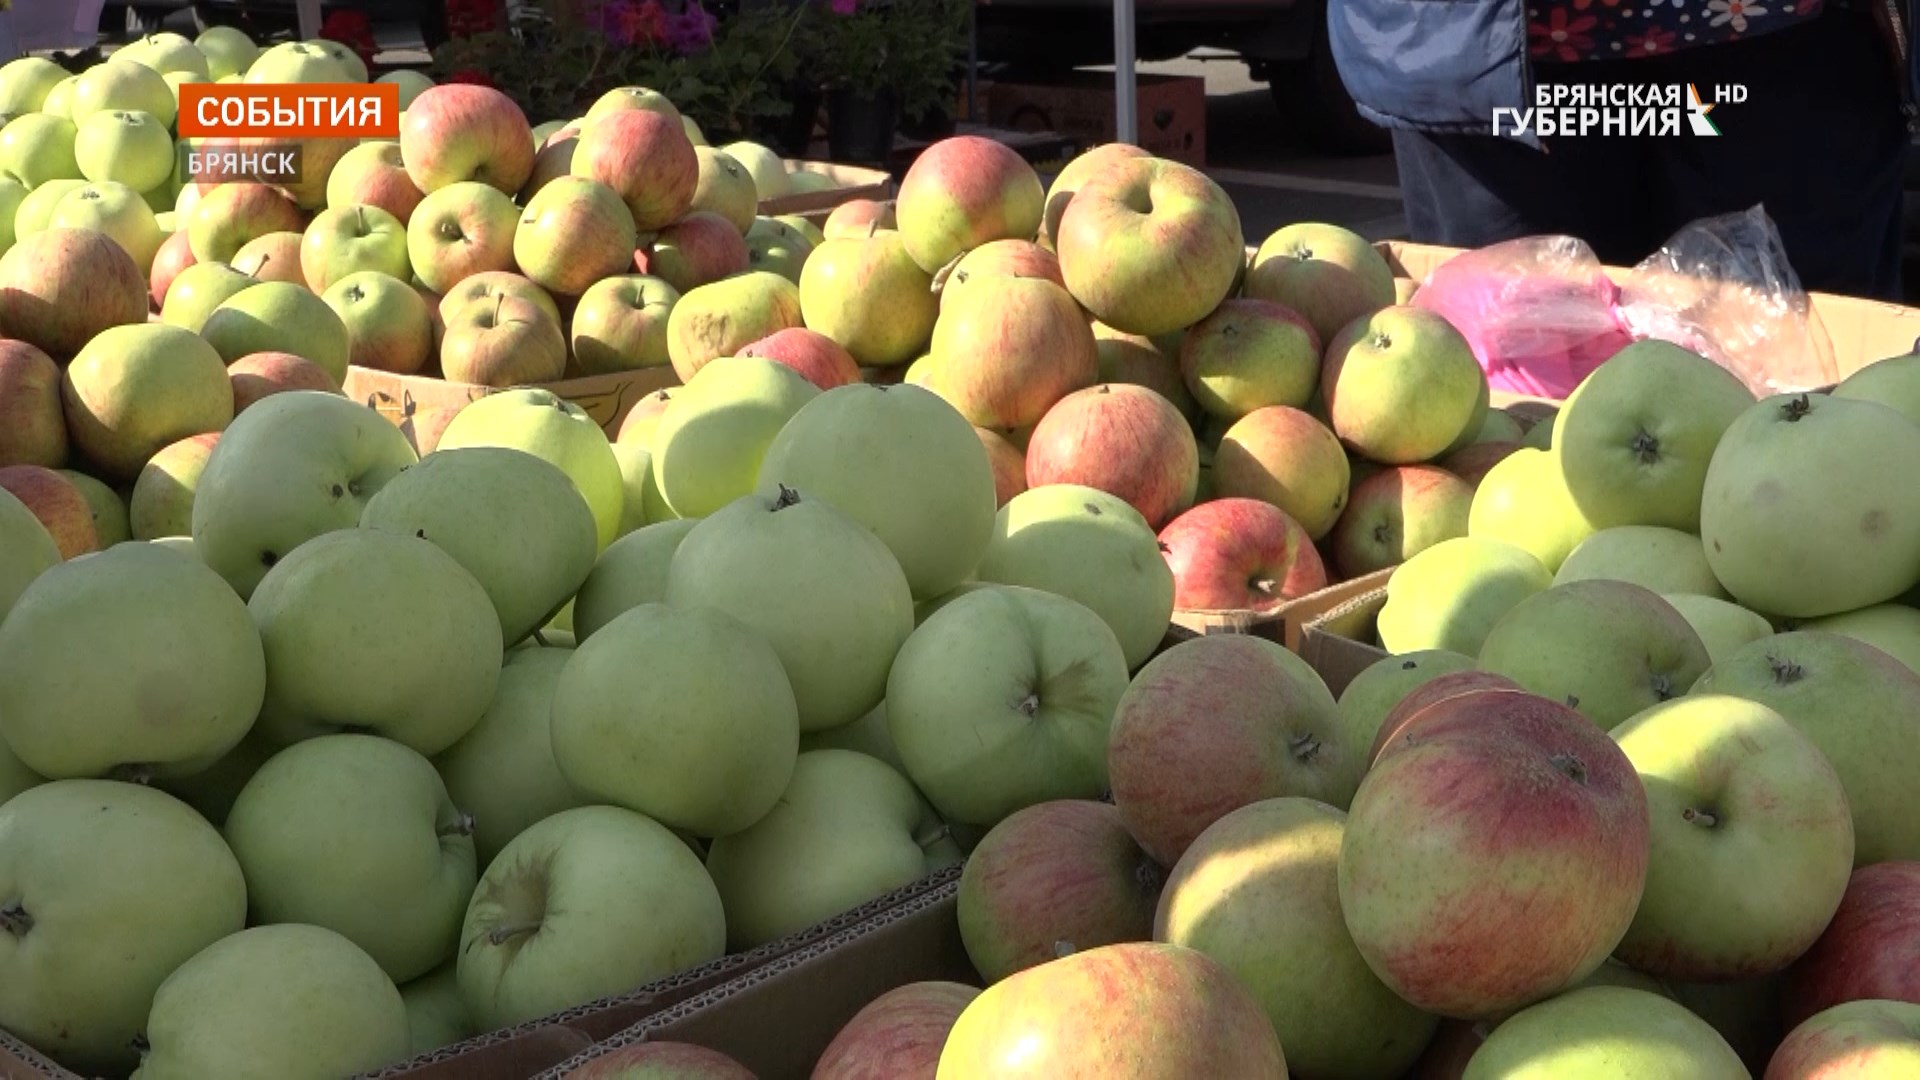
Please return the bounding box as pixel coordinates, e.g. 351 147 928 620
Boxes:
1328 0 1917 299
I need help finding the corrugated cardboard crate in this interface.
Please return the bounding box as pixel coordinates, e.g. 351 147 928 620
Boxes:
987 74 1205 167
0 870 959 1080
535 879 975 1080
1171 567 1392 651
1297 586 1392 699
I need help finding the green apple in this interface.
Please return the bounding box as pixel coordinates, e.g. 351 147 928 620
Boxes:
0 113 80 188
665 486 915 732
249 529 502 754
160 260 256 331
245 41 352 85
665 269 805 382
1320 305 1485 464
553 603 799 838
309 39 370 83
433 646 588 868
301 203 410 291
192 391 416 598
225 733 476 983
572 517 700 640
0 780 244 1075
1334 649 1479 755
681 114 707 146
195 26 262 82
1552 340 1754 531
1701 393 1920 618
1478 580 1709 729
0 57 69 114
512 175 637 297
775 212 826 246
1244 222 1395 345
756 383 996 599
39 76 79 119
0 175 26 249
1377 536 1553 655
377 70 436 110
1693 630 1920 865
1769 1000 1920 1079
886 584 1130 826
437 388 625 551
132 924 410 1080
570 274 679 375
57 469 130 546
785 169 836 195
12 180 87 241
1803 604 1920 675
1553 525 1728 598
721 140 790 199
1212 406 1350 540
690 147 757 232
51 179 165 271
457 805 726 1030
399 963 473 1056
1609 694 1853 980
745 216 812 283
1467 447 1596 573
1157 797 1438 1079
362 446 598 644
61 322 231 480
1833 351 1920 424
202 281 353 383
973 484 1176 670
187 181 306 264
705 750 959 950
0 541 263 780
798 701 908 776
71 58 176 127
73 109 173 192
796 231 939 368
0 487 59 622
117 33 211 79
438 269 563 333
1463 986 1746 1079
610 441 653 537
652 355 821 518
1662 593 1774 667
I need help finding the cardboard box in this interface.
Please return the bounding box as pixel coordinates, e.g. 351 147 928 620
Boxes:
987 74 1205 167
1297 585 1391 698
536 879 976 1080
0 870 960 1080
761 162 894 217
1171 567 1392 653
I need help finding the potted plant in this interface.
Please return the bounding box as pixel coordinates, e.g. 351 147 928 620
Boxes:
432 0 810 145
814 0 968 164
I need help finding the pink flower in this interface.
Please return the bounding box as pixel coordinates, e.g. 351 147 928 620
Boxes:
592 0 668 47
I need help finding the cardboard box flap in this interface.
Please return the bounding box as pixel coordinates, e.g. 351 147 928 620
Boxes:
760 162 894 216
1297 588 1392 698
538 879 976 1080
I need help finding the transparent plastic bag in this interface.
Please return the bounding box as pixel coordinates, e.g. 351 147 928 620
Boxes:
1410 236 1634 400
1615 204 1836 395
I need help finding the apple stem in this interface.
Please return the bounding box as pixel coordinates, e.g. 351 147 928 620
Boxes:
913 823 951 851
0 899 31 936
1016 692 1041 717
771 484 802 512
355 205 366 233
1684 807 1719 829
1781 394 1813 423
1768 656 1806 685
439 811 477 840
494 293 503 326
486 920 543 946
1549 752 1589 785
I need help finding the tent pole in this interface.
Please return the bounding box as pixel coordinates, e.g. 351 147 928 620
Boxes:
1113 0 1137 143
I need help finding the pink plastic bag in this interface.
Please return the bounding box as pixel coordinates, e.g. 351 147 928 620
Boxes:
1410 236 1634 399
